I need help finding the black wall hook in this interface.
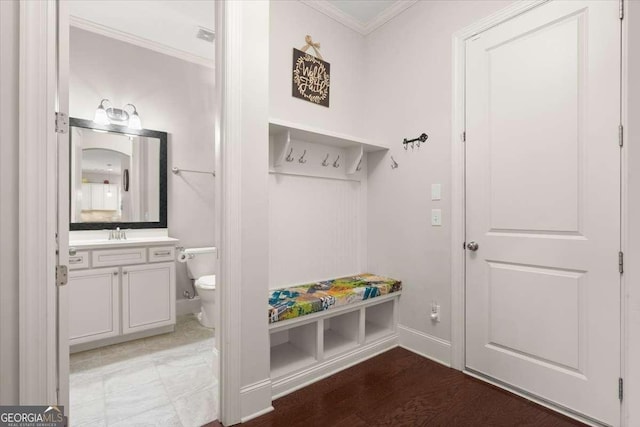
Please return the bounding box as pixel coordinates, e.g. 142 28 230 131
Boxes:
403 133 429 150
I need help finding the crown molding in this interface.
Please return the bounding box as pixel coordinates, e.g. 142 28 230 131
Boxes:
69 16 215 69
299 0 418 35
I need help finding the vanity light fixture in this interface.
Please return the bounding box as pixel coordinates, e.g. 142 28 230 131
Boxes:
93 99 143 130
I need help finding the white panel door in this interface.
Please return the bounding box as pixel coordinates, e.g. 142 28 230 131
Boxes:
122 262 176 333
465 1 621 425
69 267 120 344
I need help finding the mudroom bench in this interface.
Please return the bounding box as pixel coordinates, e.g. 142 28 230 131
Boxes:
268 274 402 398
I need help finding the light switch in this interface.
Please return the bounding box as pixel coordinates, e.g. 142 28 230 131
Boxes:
431 184 441 201
431 209 442 226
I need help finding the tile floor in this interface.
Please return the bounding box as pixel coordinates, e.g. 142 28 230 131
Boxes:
70 314 218 427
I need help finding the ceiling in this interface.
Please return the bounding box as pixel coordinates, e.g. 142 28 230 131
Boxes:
328 0 399 23
301 0 417 35
69 0 215 67
82 149 126 175
68 0 414 66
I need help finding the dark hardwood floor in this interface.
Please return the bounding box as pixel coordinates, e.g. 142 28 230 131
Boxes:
205 347 586 427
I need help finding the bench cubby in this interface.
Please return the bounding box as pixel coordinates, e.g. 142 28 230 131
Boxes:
365 299 396 343
322 310 360 358
270 321 318 378
269 292 400 398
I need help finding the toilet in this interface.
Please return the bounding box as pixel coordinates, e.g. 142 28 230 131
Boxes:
182 247 217 329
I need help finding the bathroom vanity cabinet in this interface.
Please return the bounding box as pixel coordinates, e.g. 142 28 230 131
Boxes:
67 239 178 350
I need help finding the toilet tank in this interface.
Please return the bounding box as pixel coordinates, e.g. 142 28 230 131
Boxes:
183 247 217 279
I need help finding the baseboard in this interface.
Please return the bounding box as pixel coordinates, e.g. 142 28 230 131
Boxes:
70 325 174 353
240 378 273 423
176 296 201 316
271 334 399 399
398 324 451 367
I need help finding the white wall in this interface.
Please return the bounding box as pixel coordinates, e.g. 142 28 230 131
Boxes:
269 0 511 361
270 0 366 138
70 27 215 301
269 173 363 288
364 1 512 355
0 0 19 404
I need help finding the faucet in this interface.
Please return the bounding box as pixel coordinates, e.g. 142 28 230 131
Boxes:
108 227 127 240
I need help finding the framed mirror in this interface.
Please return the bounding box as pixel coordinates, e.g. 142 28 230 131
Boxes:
69 117 168 230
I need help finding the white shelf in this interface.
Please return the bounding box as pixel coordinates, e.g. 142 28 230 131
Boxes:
269 118 389 153
364 320 393 343
322 310 360 358
323 329 358 358
270 342 317 378
270 321 318 378
365 300 395 343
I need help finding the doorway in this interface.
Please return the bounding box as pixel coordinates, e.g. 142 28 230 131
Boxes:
462 1 622 425
58 1 221 425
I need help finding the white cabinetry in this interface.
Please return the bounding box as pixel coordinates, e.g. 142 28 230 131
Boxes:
82 182 119 210
69 267 119 344
68 243 177 349
122 262 176 334
81 183 92 210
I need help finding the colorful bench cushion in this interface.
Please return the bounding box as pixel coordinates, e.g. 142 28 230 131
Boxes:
268 274 402 324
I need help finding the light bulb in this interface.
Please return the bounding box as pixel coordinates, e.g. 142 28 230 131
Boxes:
128 111 142 130
93 105 110 125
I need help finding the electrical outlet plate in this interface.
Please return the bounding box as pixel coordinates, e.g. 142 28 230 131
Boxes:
431 209 442 226
430 302 440 322
431 183 441 201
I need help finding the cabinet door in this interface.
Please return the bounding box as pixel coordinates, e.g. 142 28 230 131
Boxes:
91 183 104 210
103 184 119 211
69 267 119 345
122 262 176 334
81 183 92 210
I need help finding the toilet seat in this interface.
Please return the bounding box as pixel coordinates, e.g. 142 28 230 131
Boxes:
195 274 216 290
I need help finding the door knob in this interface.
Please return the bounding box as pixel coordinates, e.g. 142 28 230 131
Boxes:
467 241 479 251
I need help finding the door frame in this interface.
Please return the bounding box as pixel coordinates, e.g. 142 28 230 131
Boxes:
450 0 628 425
18 0 60 405
19 1 244 425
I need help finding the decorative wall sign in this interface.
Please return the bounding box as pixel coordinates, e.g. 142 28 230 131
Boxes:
292 35 330 107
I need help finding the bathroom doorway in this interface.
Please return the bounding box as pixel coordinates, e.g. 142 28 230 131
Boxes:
60 1 221 425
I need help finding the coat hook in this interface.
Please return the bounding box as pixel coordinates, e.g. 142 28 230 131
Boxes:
298 149 307 164
285 148 294 162
333 155 340 168
321 153 330 167
402 133 429 150
391 156 399 169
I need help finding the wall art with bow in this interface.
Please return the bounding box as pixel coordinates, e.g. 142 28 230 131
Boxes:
292 35 330 108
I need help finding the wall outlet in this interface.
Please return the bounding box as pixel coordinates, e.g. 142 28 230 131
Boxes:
430 302 440 322
431 209 442 226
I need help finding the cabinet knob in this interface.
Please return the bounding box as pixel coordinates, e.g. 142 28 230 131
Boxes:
123 271 128 275
113 272 118 276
